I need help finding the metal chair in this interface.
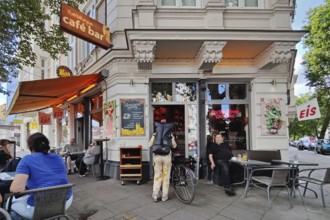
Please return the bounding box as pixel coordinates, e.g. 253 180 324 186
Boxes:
0 207 11 220
7 183 75 220
296 167 330 208
249 167 292 209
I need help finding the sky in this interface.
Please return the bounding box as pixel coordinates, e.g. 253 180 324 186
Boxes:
292 0 325 96
0 0 326 105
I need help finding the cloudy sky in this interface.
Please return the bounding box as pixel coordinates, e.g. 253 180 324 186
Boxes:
0 0 326 105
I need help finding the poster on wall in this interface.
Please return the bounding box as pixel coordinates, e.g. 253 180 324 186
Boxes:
120 99 145 136
104 100 116 137
38 112 52 125
260 98 286 136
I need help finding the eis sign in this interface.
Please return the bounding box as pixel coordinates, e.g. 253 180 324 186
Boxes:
60 3 111 49
296 98 321 121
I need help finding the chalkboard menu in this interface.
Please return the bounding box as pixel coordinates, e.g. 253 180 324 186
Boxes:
120 99 145 136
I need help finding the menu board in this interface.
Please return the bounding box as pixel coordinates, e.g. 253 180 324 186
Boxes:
120 99 145 136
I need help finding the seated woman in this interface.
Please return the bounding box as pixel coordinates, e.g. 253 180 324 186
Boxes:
75 141 101 177
8 133 73 220
0 139 13 161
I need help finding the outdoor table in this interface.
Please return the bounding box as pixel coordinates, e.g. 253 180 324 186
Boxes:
271 160 319 197
0 172 15 181
230 159 272 198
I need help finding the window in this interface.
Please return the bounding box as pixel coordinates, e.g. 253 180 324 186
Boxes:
226 0 258 7
86 6 95 56
207 83 246 100
40 58 46 79
226 0 238 7
151 82 197 102
206 82 249 150
245 0 258 7
160 0 199 7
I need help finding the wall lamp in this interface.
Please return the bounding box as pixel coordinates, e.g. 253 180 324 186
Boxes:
271 79 276 86
67 94 78 102
81 84 96 94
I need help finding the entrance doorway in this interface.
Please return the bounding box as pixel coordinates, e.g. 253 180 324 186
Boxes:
152 105 185 156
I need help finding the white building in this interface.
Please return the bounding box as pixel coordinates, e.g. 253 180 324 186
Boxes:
9 0 306 180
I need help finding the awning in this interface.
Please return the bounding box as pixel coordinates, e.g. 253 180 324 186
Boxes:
8 73 102 115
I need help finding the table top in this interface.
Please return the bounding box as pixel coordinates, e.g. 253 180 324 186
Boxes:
231 159 271 166
0 172 15 180
272 160 319 166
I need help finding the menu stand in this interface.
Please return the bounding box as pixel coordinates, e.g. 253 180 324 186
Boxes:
94 138 110 181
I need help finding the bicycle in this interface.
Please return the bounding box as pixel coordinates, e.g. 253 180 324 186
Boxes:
170 156 197 204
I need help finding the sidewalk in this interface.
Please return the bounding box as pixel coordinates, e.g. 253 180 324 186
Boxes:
66 173 330 220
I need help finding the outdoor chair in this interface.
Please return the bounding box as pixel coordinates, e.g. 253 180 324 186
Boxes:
296 167 330 208
249 167 292 209
78 154 100 178
0 207 11 220
7 183 75 220
247 150 282 177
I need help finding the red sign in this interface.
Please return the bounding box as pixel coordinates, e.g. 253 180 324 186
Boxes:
60 3 111 49
38 112 52 125
53 107 64 119
296 98 321 121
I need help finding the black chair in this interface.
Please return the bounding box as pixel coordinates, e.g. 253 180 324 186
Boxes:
0 154 9 170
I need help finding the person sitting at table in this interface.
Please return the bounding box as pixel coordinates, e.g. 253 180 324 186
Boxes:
60 138 81 175
8 132 73 220
208 133 236 196
0 139 13 166
75 141 101 177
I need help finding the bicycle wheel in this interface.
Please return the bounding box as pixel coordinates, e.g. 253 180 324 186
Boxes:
172 165 195 204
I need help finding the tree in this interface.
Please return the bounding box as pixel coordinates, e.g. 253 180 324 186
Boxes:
302 0 330 139
0 0 86 95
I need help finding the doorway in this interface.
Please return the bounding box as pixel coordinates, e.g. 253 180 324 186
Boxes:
152 105 185 156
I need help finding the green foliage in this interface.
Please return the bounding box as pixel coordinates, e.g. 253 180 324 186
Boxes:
301 0 330 139
0 0 86 94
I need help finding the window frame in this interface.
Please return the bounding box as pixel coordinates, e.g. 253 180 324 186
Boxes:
158 0 202 8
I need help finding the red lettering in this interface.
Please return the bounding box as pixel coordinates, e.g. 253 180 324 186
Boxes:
299 110 305 119
306 105 310 117
310 107 316 116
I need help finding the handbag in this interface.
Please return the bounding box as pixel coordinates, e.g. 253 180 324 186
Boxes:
152 144 171 155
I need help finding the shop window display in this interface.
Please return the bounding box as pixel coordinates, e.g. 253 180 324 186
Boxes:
151 83 172 102
229 84 246 100
175 83 197 102
206 104 248 150
207 84 226 100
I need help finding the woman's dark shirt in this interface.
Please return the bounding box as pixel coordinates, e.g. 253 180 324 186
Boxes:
209 142 233 160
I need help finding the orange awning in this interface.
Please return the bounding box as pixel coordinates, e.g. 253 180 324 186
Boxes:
8 73 102 115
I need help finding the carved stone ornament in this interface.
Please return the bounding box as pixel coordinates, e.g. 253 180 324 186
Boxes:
196 41 227 71
133 41 156 70
269 42 295 64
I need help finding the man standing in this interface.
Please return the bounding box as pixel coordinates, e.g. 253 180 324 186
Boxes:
60 138 81 174
209 133 236 196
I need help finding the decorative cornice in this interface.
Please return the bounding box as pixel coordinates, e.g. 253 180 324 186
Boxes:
133 41 156 70
255 42 296 69
196 41 227 71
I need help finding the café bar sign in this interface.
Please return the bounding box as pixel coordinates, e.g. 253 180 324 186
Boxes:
60 3 111 49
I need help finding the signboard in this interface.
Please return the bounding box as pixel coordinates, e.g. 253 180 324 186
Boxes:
13 119 23 124
60 3 111 49
296 98 321 121
56 66 73 77
260 98 286 136
120 99 145 136
53 107 64 119
38 112 52 125
104 100 116 137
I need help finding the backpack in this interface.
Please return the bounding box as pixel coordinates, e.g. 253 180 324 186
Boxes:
1 157 22 172
152 122 174 155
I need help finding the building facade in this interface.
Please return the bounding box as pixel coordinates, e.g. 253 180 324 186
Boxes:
10 0 306 180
